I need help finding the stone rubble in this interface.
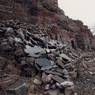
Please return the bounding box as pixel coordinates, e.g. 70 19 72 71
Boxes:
0 20 79 95
0 0 95 95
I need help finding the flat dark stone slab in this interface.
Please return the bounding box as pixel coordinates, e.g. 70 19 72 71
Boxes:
35 58 55 70
6 79 28 95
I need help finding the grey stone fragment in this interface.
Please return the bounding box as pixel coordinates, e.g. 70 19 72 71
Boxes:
33 78 42 85
16 28 25 41
24 45 45 57
59 81 74 88
7 79 28 95
52 75 64 84
45 70 62 76
35 58 55 70
42 73 52 83
60 54 72 62
47 89 59 95
15 37 23 43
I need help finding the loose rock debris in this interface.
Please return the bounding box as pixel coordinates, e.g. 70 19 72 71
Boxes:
73 53 95 95
0 20 94 95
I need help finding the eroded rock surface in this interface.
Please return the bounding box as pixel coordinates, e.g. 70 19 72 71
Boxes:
0 0 93 50
0 20 78 95
0 0 95 95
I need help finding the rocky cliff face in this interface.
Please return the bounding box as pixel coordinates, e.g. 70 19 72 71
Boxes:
0 1 95 95
0 0 93 50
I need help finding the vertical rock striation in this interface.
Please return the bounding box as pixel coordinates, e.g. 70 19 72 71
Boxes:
0 0 93 50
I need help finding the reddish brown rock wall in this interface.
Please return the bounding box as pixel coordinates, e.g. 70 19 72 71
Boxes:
0 0 93 50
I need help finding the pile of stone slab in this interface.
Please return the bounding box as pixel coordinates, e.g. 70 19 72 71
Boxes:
0 20 78 95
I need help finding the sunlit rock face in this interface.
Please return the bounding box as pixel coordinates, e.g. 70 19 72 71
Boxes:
0 0 93 50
